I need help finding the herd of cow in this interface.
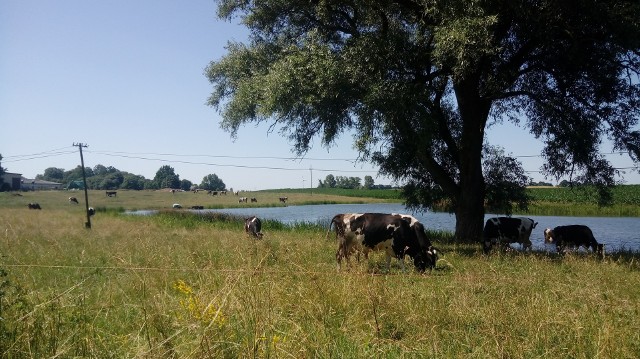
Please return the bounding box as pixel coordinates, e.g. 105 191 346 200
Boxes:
26 196 605 271
245 213 605 272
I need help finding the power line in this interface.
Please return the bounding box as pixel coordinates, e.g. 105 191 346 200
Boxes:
2 147 76 163
89 150 358 162
89 151 377 173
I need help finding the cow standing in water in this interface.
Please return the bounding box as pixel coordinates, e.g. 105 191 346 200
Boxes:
329 213 437 272
482 217 538 253
544 225 604 258
245 216 264 239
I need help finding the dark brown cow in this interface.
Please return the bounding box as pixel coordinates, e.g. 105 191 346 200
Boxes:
69 197 79 204
329 213 437 272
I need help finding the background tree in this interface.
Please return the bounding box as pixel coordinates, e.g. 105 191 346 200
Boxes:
37 167 65 182
324 174 336 188
121 174 147 190
200 174 226 191
363 175 375 190
335 176 362 189
63 166 93 185
153 165 180 189
180 179 193 192
206 0 640 242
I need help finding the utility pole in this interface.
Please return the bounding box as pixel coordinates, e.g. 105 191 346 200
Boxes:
73 142 91 229
310 166 313 196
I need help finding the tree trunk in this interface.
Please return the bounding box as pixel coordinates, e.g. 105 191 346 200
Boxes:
453 76 490 243
454 185 485 243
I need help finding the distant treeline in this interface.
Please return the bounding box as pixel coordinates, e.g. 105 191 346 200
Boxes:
34 164 226 192
268 185 640 206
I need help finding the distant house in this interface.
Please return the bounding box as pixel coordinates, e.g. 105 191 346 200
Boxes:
1 172 22 191
21 177 63 191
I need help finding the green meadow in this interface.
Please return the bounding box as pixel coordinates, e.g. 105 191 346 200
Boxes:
1 190 639 357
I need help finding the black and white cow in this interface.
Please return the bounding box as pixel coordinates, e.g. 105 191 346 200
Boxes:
483 217 538 253
330 213 437 272
28 203 42 210
544 225 604 257
245 216 263 239
69 197 79 204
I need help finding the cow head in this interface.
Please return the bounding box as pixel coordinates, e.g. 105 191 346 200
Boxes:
412 247 438 271
543 228 555 243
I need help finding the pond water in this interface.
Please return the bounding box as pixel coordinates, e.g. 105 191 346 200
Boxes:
128 203 640 252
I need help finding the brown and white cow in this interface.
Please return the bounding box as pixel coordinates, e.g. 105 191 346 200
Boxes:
245 216 263 239
544 225 604 257
483 217 538 253
69 197 79 204
329 213 437 272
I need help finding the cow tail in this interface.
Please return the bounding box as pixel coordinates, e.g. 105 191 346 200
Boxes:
326 220 334 240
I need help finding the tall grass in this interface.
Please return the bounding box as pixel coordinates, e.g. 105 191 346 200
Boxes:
1 209 639 357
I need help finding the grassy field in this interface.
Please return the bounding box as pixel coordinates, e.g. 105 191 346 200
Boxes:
1 190 639 357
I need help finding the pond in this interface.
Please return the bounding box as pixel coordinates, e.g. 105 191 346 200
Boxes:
128 203 640 252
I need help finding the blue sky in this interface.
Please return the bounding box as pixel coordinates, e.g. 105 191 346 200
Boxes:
1 1 638 190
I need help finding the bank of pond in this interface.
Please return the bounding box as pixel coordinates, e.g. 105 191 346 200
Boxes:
128 203 640 253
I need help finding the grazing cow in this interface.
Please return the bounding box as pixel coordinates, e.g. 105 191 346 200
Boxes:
28 203 42 210
172 203 182 209
250 197 257 203
238 197 248 203
88 207 95 216
330 213 437 272
544 225 604 257
391 213 435 250
105 191 117 197
69 197 79 204
279 196 288 204
483 217 538 253
245 216 264 239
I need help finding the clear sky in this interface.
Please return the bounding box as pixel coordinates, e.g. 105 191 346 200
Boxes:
1 1 638 190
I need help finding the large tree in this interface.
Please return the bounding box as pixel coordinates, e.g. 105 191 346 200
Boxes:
200 174 226 191
206 0 640 242
154 165 181 189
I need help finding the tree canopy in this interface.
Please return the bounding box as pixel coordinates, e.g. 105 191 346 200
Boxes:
200 174 226 191
206 0 640 241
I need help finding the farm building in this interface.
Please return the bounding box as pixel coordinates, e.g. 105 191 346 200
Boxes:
1 172 22 191
20 177 63 191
